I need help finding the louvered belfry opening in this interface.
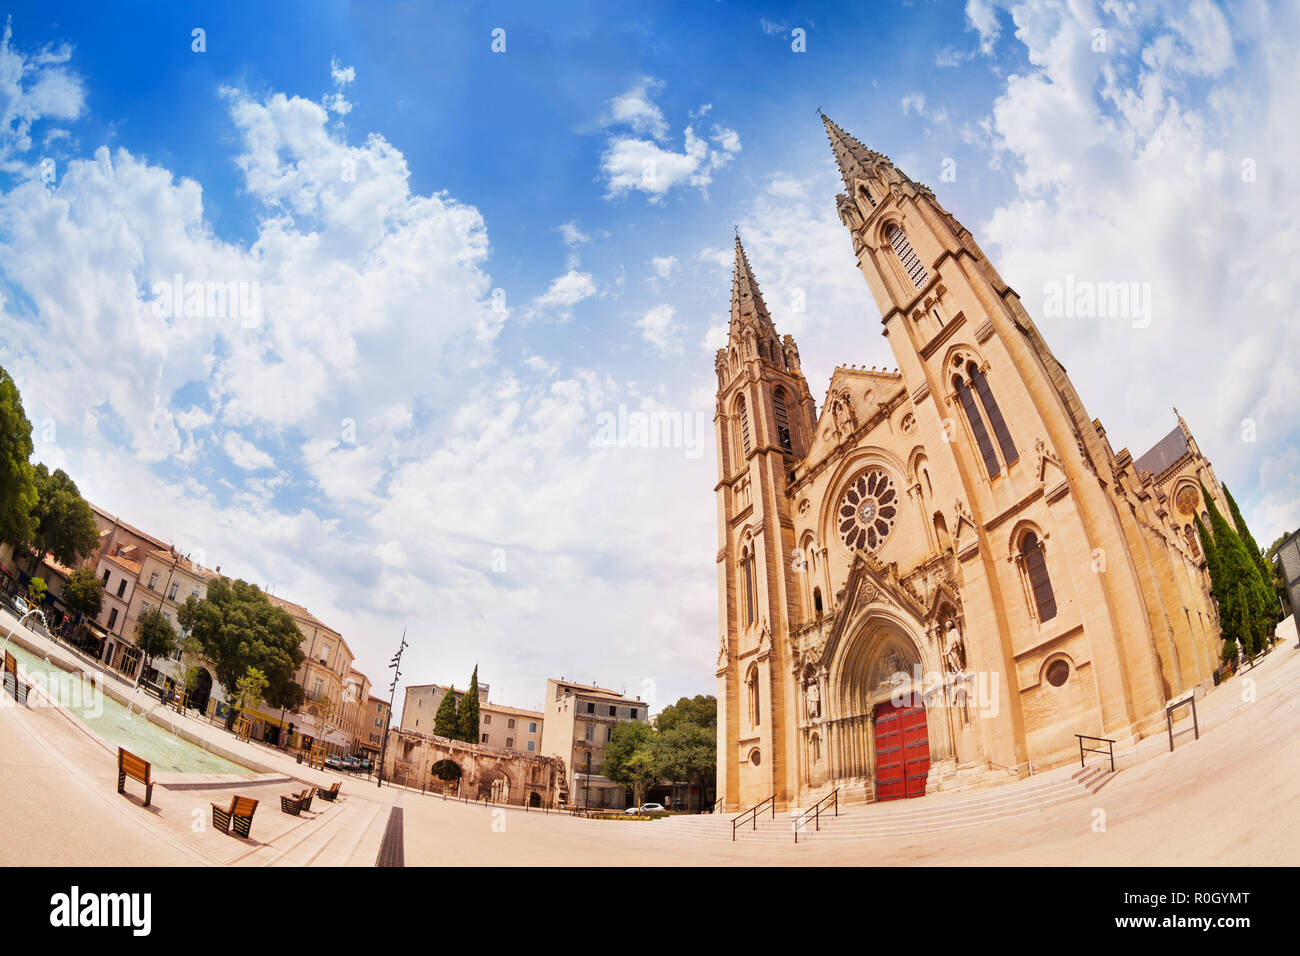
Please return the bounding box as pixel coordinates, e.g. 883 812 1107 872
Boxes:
955 375 1001 478
773 387 792 453
886 223 929 290
968 363 1018 466
739 396 751 455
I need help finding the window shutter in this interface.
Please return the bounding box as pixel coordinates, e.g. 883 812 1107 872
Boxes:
886 224 929 290
969 365 1018 465
955 377 1001 478
1023 533 1057 622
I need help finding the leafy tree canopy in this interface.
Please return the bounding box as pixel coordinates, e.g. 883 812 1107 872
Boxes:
0 366 37 549
176 577 305 699
134 604 177 668
31 464 100 566
63 565 105 619
655 694 717 733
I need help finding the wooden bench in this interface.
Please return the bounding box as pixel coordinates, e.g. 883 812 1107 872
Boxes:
280 792 303 815
4 651 30 706
296 787 315 812
316 781 341 802
212 796 259 838
117 748 154 807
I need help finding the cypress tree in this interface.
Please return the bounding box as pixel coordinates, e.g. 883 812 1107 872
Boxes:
1201 482 1265 658
1224 485 1271 588
433 686 460 739
1220 486 1276 651
459 665 481 745
1195 515 1222 608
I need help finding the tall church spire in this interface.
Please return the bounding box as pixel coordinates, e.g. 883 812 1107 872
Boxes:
821 112 887 194
730 234 776 341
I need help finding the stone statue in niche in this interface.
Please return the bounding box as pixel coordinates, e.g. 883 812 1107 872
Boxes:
804 679 821 719
783 333 802 374
717 632 729 667
943 620 966 674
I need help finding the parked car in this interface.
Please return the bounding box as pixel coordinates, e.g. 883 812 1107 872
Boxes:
12 595 29 617
324 754 345 771
625 803 666 815
341 756 361 773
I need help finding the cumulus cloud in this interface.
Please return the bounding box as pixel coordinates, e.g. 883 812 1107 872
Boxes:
0 19 86 174
600 77 741 201
967 0 1300 535
636 304 681 355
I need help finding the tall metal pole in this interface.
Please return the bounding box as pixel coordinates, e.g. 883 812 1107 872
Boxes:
376 627 408 789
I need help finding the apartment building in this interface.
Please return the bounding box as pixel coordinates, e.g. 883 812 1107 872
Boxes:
262 594 356 756
361 695 391 763
539 679 648 810
342 668 372 756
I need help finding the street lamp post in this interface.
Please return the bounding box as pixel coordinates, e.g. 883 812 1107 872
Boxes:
583 751 591 814
376 627 408 789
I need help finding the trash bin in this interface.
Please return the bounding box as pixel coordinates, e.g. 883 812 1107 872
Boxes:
297 752 304 765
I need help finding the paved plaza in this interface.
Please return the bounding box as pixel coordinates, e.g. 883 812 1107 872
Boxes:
2 611 1297 866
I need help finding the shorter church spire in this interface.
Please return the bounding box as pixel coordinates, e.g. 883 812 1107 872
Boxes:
730 234 776 339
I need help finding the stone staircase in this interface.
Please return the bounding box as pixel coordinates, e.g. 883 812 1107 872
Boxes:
652 763 1114 845
226 796 391 866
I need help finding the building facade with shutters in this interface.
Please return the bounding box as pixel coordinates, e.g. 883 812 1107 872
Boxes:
714 116 1228 811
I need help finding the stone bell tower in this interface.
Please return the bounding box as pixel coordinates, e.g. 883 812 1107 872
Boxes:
714 236 816 809
820 112 1170 757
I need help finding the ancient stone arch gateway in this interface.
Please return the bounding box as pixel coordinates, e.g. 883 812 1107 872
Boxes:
384 728 568 807
714 116 1230 811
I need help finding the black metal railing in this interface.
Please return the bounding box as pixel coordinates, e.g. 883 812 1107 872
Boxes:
792 788 838 843
1076 734 1117 772
731 793 775 841
711 796 725 814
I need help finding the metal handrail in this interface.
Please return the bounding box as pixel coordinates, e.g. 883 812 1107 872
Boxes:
731 793 775 841
711 796 725 814
1076 733 1117 773
793 787 838 843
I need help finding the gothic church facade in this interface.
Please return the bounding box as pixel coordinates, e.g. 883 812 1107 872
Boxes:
714 116 1228 810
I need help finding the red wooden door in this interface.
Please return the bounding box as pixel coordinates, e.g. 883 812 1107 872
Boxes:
873 702 930 801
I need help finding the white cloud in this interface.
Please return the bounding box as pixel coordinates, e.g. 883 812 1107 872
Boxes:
968 0 1300 540
533 270 596 310
222 432 276 471
609 76 668 139
600 78 741 201
650 255 677 280
0 20 85 173
966 0 1002 55
636 304 681 355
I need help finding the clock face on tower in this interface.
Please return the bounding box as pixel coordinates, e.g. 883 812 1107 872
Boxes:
837 468 898 552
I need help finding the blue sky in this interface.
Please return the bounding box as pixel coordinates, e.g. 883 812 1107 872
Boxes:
1 0 1297 713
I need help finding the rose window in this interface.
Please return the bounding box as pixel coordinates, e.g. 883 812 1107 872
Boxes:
837 469 898 551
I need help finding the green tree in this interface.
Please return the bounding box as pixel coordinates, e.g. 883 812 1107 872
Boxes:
1224 486 1272 599
134 605 177 679
1201 482 1269 657
656 694 718 733
602 720 661 809
0 366 37 550
433 686 460 738
176 578 305 702
30 464 100 567
235 666 270 714
458 666 481 744
62 565 105 622
26 575 46 606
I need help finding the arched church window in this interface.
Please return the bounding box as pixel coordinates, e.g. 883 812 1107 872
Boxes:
954 374 1001 478
1021 531 1057 622
858 183 875 210
746 665 760 727
742 547 756 627
836 469 899 552
738 396 752 458
968 362 1018 466
886 223 929 290
773 387 793 454
811 733 822 762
